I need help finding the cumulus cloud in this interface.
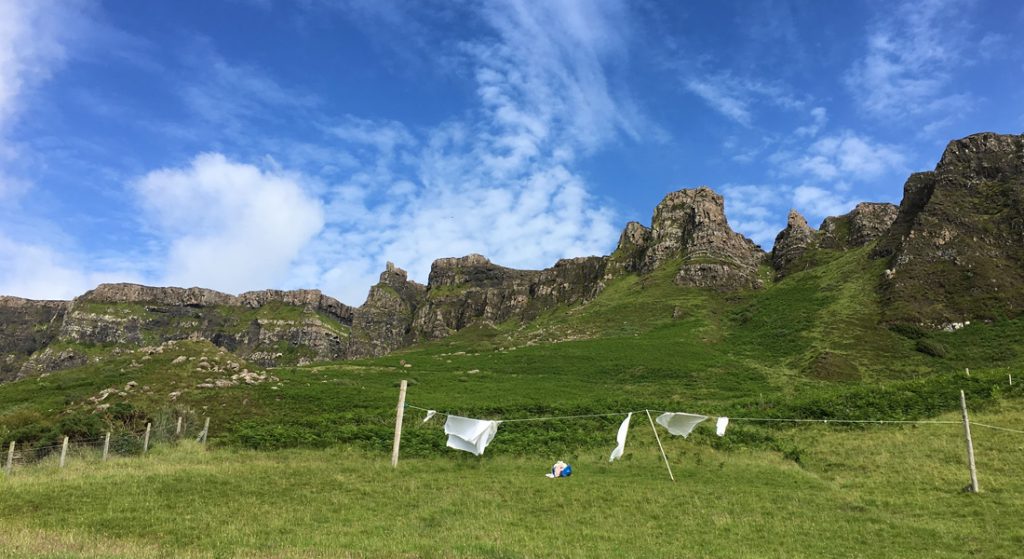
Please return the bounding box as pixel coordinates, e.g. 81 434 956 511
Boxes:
133 153 325 294
720 184 789 248
0 233 143 300
791 184 857 218
721 181 862 250
782 132 907 182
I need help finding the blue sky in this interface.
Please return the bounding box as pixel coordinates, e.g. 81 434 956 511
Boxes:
1 0 1021 305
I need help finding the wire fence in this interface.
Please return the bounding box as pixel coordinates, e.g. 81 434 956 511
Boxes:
2 414 210 475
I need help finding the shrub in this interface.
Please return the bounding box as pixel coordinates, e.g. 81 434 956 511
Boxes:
915 339 948 358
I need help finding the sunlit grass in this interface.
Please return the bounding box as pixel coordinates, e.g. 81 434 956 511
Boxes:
2 404 1023 558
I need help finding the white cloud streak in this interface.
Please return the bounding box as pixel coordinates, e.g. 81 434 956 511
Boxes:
845 0 969 122
685 72 806 126
296 0 636 304
792 132 906 182
0 0 78 130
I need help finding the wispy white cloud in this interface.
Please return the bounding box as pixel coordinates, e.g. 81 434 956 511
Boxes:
791 184 857 219
774 131 907 182
0 0 79 130
794 107 827 137
293 0 637 304
845 0 970 124
685 78 753 126
179 49 319 132
722 130 904 249
684 71 806 127
133 153 325 294
721 181 861 250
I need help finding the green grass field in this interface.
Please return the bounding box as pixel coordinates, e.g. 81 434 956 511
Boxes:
2 400 1023 558
3 245 1024 557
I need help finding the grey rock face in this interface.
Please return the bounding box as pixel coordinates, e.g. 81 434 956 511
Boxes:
347 263 427 358
872 132 1024 324
410 254 607 341
0 297 68 381
81 284 354 324
771 210 817 278
8 284 356 376
611 187 765 290
819 202 899 249
769 202 899 279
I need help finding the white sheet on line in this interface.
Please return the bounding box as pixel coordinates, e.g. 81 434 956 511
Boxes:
716 416 729 437
444 415 501 456
656 412 708 437
609 412 632 462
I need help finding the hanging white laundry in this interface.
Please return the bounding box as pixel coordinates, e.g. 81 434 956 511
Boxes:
609 413 632 462
656 412 708 437
716 416 729 437
423 410 437 423
444 415 501 456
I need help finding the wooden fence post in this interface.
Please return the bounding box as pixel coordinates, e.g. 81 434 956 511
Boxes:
5 441 14 475
645 410 675 482
391 380 408 468
59 436 69 468
143 423 151 454
176 417 183 437
960 390 980 493
102 432 110 461
200 417 210 444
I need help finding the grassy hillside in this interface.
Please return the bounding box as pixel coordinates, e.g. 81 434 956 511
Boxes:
2 244 1024 455
3 243 1024 557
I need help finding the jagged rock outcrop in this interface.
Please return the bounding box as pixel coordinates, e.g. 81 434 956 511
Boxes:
819 203 899 249
771 210 817 278
610 187 765 290
80 284 354 323
7 284 357 376
9 139 1018 377
410 254 608 341
0 297 68 381
347 263 427 358
770 203 899 278
873 132 1024 325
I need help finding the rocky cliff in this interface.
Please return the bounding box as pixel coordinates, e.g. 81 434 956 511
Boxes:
347 263 427 358
770 203 899 279
609 187 766 289
2 285 356 379
5 133 1023 378
0 297 68 381
872 132 1024 325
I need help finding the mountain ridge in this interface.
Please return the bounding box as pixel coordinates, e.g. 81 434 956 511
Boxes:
2 131 1022 379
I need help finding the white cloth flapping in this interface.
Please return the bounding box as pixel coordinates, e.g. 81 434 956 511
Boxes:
655 412 708 438
444 415 501 456
609 413 632 462
716 417 729 437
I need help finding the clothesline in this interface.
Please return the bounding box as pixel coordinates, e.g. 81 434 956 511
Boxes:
406 403 1024 433
973 422 1024 435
